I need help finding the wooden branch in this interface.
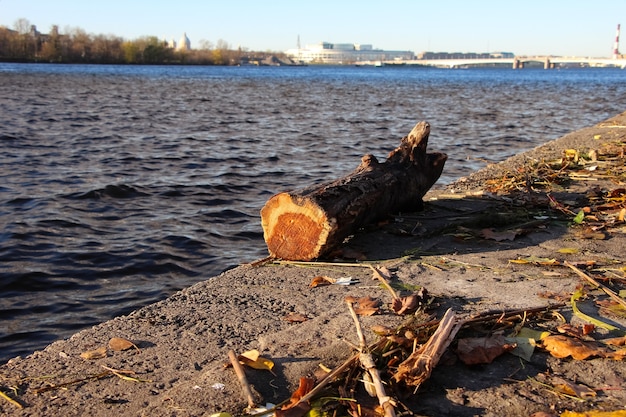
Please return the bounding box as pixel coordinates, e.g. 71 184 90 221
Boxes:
393 308 464 388
346 299 396 417
260 121 447 260
370 265 400 301
564 261 626 309
228 350 257 409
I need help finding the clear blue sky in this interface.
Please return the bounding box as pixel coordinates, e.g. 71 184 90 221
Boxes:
2 0 625 57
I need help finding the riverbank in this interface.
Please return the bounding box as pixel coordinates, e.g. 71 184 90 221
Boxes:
2 112 626 417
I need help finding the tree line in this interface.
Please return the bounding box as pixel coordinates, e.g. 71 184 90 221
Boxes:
0 18 282 65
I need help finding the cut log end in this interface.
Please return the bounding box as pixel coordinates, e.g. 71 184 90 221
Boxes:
260 120 446 261
260 193 336 260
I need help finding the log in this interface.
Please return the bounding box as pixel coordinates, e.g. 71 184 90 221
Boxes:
260 121 447 261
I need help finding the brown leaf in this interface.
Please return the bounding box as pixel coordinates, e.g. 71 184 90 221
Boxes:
576 228 607 240
456 336 516 365
541 335 604 360
352 296 382 316
80 346 107 360
309 276 334 288
109 337 137 352
283 312 309 323
549 376 596 398
596 299 626 318
391 294 419 315
354 306 381 316
276 377 315 417
371 325 395 336
556 324 594 340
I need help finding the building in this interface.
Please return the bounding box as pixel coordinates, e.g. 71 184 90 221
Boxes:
285 41 414 64
176 33 191 51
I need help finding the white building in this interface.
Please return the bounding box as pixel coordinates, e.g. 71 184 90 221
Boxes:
176 33 191 51
285 42 414 64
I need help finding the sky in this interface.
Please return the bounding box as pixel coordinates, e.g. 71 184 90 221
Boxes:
1 0 625 57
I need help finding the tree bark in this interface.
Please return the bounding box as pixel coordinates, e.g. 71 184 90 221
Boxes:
260 121 447 261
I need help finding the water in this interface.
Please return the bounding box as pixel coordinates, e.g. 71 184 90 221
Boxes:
1 63 625 363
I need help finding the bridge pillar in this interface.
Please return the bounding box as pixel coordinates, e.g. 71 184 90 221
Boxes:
544 58 552 69
513 58 523 69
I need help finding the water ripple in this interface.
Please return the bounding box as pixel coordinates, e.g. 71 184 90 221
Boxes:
1 64 625 362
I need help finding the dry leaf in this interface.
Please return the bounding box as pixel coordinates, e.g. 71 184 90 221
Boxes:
550 376 596 398
576 228 607 240
456 336 517 365
557 247 580 254
238 349 275 372
596 299 626 318
350 296 382 316
556 324 594 340
371 325 395 336
276 377 315 417
564 149 579 162
509 256 559 266
109 337 137 351
309 276 334 288
391 294 420 315
80 346 107 360
541 335 598 359
282 312 309 323
540 335 626 360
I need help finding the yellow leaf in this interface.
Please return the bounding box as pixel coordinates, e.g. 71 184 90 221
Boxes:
239 350 274 372
240 349 260 361
564 149 579 162
509 256 559 266
509 259 530 264
557 248 579 254
80 346 107 360
515 327 550 341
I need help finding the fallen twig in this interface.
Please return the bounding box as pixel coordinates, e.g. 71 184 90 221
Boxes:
346 299 396 417
228 350 257 409
565 261 626 309
369 266 400 301
33 371 111 394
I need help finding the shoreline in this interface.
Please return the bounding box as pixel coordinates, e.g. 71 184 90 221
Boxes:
2 112 626 416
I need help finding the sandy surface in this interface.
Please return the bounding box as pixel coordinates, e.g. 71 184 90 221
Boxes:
2 112 626 417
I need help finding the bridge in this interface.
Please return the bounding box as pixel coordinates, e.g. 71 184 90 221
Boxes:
361 56 626 69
